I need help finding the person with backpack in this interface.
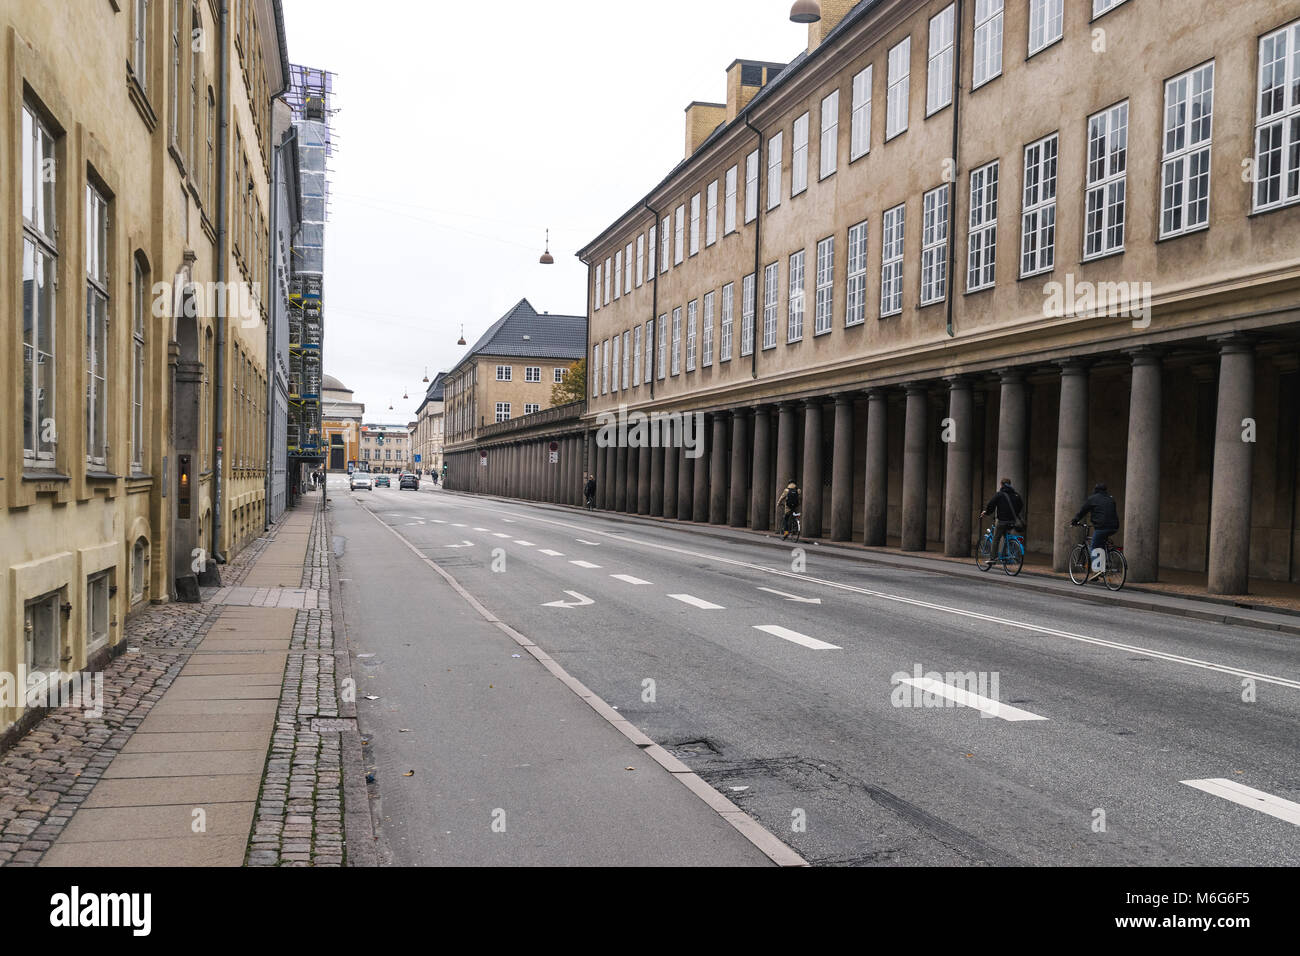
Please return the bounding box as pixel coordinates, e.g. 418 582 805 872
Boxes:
776 480 801 540
1071 482 1120 575
979 478 1025 562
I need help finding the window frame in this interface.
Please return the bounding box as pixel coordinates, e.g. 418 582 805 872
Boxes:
86 183 111 469
851 65 872 161
972 0 1004 90
671 307 683 375
814 236 834 334
792 113 810 195
706 180 719 246
846 221 868 327
920 184 949 306
720 282 735 362
881 203 906 317
496 365 512 382
745 149 760 223
1161 60 1215 238
686 300 698 371
22 103 59 467
1021 132 1059 277
741 273 756 356
702 291 715 367
763 261 780 350
1252 20 1300 213
926 5 955 117
967 160 999 292
724 165 738 235
674 204 686 264
820 90 840 179
1028 0 1064 57
1084 100 1129 259
887 39 911 140
767 130 784 210
689 193 701 256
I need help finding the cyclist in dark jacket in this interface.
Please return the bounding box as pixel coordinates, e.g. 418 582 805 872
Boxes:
1072 483 1120 553
583 473 597 509
979 479 1024 560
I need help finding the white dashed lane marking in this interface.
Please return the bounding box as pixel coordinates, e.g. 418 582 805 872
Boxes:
513 540 536 547
539 550 565 557
570 560 602 569
668 594 724 610
895 677 1047 722
751 625 841 650
1182 779 1300 827
611 574 651 585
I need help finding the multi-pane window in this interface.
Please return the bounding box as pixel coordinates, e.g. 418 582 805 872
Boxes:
887 39 910 139
927 6 954 115
689 193 701 256
554 367 567 383
768 130 784 209
603 339 611 393
22 104 58 465
920 185 949 305
613 250 622 300
1162 62 1214 237
724 166 738 235
1021 133 1058 276
25 592 61 675
814 237 834 334
648 225 656 276
657 315 667 380
661 216 670 273
1254 21 1300 212
686 300 698 371
495 403 511 423
604 257 612 303
1092 0 1128 15
525 404 540 415
86 185 110 467
133 0 150 90
622 330 631 389
525 366 541 382
625 242 633 293
671 307 682 375
674 204 685 263
745 149 759 222
706 180 718 246
132 260 146 470
973 1 1003 88
593 264 602 311
721 283 735 362
87 572 110 652
646 318 656 384
851 66 872 160
1084 101 1129 258
846 222 868 326
788 251 806 342
820 91 839 178
741 273 756 356
636 234 645 286
207 89 215 208
881 204 905 317
633 325 643 384
763 262 779 349
967 161 998 292
170 0 181 138
1029 0 1063 55
702 292 714 366
792 113 809 195
496 365 512 381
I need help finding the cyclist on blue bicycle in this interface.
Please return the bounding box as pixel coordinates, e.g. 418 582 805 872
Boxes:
1071 482 1120 557
979 478 1025 561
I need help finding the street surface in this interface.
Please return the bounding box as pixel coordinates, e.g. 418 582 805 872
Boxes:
331 475 1300 866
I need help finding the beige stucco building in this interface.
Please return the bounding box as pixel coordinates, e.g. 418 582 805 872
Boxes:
412 372 447 476
321 373 363 471
1 0 288 741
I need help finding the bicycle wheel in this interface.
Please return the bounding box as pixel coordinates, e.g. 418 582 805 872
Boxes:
1002 538 1025 576
790 515 802 544
1067 544 1089 585
1104 549 1128 591
976 534 994 572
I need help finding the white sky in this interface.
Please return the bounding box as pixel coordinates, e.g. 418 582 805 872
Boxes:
281 0 808 427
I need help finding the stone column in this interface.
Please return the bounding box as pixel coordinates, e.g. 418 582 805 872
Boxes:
1053 362 1089 571
692 415 710 522
615 444 629 512
663 424 680 520
650 419 665 516
901 384 928 551
864 390 888 546
775 401 798 528
605 442 618 508
1124 350 1163 582
830 393 855 541
751 405 774 531
729 408 749 527
943 377 973 557
801 399 824 539
638 435 652 514
996 368 1028 501
1208 337 1256 595
595 440 608 509
677 427 694 520
626 445 639 514
709 413 728 523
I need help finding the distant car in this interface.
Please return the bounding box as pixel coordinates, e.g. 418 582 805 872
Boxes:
350 474 373 491
374 475 391 488
399 473 420 490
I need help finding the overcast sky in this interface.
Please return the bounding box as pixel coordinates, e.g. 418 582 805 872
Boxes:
281 0 809 426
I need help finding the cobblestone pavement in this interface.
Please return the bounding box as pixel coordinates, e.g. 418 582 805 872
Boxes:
0 532 273 867
247 501 351 866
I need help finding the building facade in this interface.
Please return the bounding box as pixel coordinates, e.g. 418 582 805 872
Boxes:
1 0 289 741
359 424 414 473
321 374 363 472
412 372 447 476
568 0 1300 596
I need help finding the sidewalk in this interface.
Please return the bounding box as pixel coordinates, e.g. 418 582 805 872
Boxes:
0 493 357 867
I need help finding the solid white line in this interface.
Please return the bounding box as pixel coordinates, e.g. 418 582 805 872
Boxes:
897 677 1047 722
611 574 651 585
1181 778 1300 827
538 549 565 557
753 625 840 650
513 540 536 547
669 594 724 610
570 560 601 569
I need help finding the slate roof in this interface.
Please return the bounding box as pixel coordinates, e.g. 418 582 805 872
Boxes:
455 299 587 367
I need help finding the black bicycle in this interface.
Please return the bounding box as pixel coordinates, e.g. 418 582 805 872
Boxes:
782 510 802 543
1068 522 1127 591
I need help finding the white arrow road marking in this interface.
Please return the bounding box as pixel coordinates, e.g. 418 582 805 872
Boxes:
753 625 841 650
445 540 475 549
576 539 601 546
896 677 1047 721
611 574 651 585
757 586 823 605
570 560 602 569
669 594 724 610
513 540 536 547
539 550 565 557
1182 779 1300 827
543 591 595 609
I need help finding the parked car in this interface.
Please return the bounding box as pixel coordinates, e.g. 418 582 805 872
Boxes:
374 475 391 488
350 473 373 491
399 472 420 490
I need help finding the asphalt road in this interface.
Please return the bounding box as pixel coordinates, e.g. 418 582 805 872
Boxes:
332 475 1300 866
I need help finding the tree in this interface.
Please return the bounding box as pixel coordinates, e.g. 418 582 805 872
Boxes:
551 358 586 406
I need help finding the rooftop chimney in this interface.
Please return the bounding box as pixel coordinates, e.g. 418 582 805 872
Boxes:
725 59 786 121
807 0 858 52
684 101 727 158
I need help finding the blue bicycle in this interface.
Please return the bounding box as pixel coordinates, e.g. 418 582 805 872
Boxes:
976 524 1024 576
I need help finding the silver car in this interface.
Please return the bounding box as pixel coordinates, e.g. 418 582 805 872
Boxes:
350 473 373 491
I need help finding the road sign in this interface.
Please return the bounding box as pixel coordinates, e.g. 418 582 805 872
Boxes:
414 454 422 463
549 451 559 464
549 441 559 451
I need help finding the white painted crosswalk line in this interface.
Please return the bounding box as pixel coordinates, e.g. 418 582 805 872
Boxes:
570 560 602 569
752 625 841 650
611 574 651 585
896 677 1047 721
1182 779 1300 827
668 594 724 610
539 550 565 557
513 540 536 547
